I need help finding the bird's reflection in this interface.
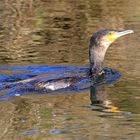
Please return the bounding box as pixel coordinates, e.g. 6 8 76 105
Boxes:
90 75 120 113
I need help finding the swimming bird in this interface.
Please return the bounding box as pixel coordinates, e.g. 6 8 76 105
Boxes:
2 29 134 92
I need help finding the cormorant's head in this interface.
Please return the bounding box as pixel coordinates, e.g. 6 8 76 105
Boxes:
89 29 134 74
90 29 134 48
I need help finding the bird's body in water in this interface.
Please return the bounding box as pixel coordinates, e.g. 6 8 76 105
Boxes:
3 29 133 92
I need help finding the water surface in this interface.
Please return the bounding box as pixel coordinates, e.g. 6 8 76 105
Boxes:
0 0 140 140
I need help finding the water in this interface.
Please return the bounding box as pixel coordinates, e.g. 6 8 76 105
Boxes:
0 65 121 100
0 0 140 140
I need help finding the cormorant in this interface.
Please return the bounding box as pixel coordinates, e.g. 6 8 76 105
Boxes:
3 29 134 92
32 29 134 91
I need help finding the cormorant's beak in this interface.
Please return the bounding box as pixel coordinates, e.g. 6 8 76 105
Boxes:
116 30 134 38
107 30 134 43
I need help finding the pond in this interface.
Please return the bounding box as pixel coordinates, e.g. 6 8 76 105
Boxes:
0 0 140 140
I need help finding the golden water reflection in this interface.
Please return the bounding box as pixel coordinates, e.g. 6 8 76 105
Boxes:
0 0 140 140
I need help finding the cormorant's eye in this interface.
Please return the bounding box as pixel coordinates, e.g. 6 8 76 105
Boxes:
109 32 113 35
109 31 115 36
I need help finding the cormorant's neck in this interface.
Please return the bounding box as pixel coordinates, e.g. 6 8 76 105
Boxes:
89 43 108 75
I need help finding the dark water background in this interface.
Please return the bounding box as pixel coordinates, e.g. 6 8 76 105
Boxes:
0 0 140 140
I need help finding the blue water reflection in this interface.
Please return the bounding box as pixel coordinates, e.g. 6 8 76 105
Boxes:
0 65 121 101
